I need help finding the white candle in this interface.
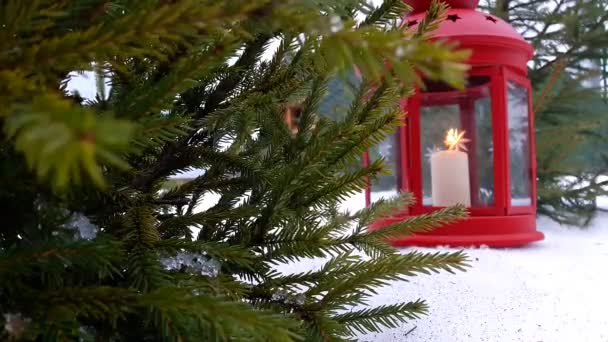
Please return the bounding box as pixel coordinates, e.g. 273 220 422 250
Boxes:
430 150 471 207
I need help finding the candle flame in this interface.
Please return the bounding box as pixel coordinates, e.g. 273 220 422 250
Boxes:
444 128 470 151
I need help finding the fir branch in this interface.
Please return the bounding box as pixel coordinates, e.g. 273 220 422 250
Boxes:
126 245 169 292
36 286 137 324
157 205 257 233
121 206 168 291
161 175 250 202
4 94 134 188
296 159 386 209
355 193 415 227
333 300 427 336
358 205 468 242
129 32 270 191
194 34 273 121
118 38 241 119
140 288 300 342
415 0 450 38
0 238 122 280
155 239 256 269
312 251 469 309
533 58 569 113
361 0 410 28
132 115 192 149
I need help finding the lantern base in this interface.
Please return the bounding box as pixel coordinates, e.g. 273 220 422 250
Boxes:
376 214 544 248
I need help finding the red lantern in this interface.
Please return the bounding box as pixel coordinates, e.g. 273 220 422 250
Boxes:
369 0 544 247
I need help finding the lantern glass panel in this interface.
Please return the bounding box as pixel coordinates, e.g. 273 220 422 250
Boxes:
370 132 400 202
507 81 532 206
420 76 494 207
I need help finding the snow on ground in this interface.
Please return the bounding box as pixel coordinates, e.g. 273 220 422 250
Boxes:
335 193 608 342
358 213 608 342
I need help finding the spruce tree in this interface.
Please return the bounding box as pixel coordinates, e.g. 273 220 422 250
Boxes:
481 0 608 225
0 1 469 340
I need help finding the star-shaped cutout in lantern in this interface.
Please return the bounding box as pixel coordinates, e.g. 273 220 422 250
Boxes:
485 15 497 23
446 14 461 22
444 128 470 152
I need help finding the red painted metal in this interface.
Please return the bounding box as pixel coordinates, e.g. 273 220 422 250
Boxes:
369 0 544 247
406 0 479 13
488 67 509 216
403 5 533 75
380 213 543 248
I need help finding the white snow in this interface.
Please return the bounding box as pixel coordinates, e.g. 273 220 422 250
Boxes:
335 192 608 342
357 214 608 342
597 196 608 210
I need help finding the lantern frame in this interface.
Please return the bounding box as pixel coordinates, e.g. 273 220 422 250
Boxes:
367 1 544 247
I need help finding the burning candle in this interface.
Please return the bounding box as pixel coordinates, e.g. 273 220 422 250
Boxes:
430 129 471 207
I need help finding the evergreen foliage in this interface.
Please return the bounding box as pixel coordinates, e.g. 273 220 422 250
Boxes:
0 0 469 340
481 0 608 225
